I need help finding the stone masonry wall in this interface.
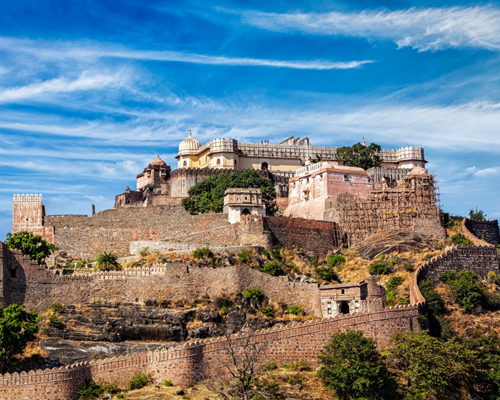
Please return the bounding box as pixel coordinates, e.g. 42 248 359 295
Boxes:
0 305 420 400
464 218 500 245
8 261 321 316
265 216 340 256
45 207 231 259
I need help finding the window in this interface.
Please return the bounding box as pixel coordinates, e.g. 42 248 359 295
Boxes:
217 159 221 165
10 269 16 278
344 174 350 182
234 159 237 166
341 289 345 294
183 160 187 167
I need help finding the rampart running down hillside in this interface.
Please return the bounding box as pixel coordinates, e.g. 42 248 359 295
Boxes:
2 223 500 399
0 306 421 400
463 218 500 246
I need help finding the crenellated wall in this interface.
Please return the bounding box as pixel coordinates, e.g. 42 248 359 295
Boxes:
463 218 500 246
0 305 421 400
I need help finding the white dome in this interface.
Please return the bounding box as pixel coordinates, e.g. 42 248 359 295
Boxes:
178 130 200 155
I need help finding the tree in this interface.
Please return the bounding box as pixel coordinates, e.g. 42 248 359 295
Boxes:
336 142 382 170
5 231 57 265
318 330 395 400
387 331 478 400
0 304 41 372
182 170 276 215
469 207 486 221
95 252 122 271
202 323 279 400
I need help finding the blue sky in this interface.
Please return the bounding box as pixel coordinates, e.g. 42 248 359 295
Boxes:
1 0 500 240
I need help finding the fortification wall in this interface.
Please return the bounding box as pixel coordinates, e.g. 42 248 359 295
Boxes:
8 260 320 316
44 207 230 259
265 217 340 256
463 218 500 245
0 305 420 400
410 245 499 304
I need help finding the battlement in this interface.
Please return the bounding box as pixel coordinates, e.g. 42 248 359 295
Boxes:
13 194 43 203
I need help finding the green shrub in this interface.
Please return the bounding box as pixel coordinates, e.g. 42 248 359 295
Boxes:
48 314 64 329
50 302 64 313
127 373 151 390
450 233 473 246
214 296 233 310
271 246 283 261
369 262 391 275
287 376 296 385
260 260 284 276
419 280 445 314
389 258 398 265
163 379 173 387
264 361 277 371
192 247 214 259
77 380 102 400
285 305 302 316
96 252 121 271
327 254 345 267
316 266 339 282
242 288 265 302
261 306 275 317
238 250 251 263
440 271 485 314
386 276 404 292
488 271 500 285
307 255 318 267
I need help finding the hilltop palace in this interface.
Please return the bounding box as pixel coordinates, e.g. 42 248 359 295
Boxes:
113 132 427 207
13 131 442 254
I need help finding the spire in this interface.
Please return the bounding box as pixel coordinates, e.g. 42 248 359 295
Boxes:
362 138 366 146
188 130 192 138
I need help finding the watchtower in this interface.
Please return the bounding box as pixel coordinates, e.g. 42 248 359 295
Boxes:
223 188 266 224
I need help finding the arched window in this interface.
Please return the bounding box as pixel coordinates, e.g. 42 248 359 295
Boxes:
234 159 237 166
241 208 251 215
217 159 221 165
183 160 187 167
261 162 269 171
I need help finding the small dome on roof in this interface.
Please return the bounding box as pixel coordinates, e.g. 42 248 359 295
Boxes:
150 155 167 166
179 130 201 155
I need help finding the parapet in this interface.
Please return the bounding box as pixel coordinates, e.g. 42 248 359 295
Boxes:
13 194 43 203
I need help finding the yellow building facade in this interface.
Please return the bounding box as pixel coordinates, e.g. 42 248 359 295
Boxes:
176 132 426 174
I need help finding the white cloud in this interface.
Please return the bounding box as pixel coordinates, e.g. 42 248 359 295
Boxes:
241 6 500 51
0 37 371 70
0 70 128 103
475 167 500 176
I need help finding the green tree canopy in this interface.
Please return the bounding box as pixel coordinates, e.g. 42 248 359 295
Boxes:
182 170 276 215
318 330 395 400
336 142 382 170
5 231 57 265
469 207 487 221
0 304 41 372
95 252 122 271
388 331 478 400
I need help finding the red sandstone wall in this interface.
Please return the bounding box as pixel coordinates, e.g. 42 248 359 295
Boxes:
0 305 420 400
266 216 341 256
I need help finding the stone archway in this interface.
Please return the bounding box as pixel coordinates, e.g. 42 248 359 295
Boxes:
241 208 251 216
339 301 350 314
261 162 269 171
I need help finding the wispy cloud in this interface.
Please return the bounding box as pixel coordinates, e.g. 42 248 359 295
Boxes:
0 71 129 103
240 6 500 51
475 167 500 176
0 37 371 70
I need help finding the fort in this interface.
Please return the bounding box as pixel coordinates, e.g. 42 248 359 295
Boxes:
1 224 498 399
2 134 500 399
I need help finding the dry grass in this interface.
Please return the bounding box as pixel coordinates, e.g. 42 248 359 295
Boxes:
109 368 330 400
186 315 203 330
336 249 371 283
